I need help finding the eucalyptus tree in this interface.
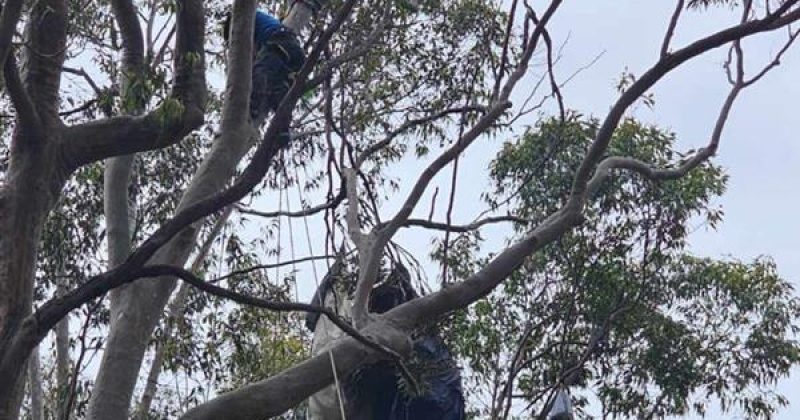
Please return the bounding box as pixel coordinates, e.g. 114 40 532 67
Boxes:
444 115 799 418
1 0 799 419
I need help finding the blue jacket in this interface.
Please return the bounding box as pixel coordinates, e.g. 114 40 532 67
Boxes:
254 10 283 46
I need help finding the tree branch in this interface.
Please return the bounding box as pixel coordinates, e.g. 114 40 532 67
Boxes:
0 0 361 387
136 265 408 363
236 186 345 218
661 0 685 58
20 0 67 124
344 167 363 244
60 0 207 168
209 255 336 283
742 25 800 87
403 215 528 233
0 0 24 72
305 2 391 89
3 52 40 132
569 1 800 209
354 105 487 168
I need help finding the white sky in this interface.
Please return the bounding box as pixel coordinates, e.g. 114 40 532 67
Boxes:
542 3 800 418
351 1 800 418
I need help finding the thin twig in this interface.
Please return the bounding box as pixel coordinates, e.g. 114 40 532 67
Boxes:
661 0 685 57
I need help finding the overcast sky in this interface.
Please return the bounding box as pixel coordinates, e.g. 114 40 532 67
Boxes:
240 1 800 417
545 3 800 418
373 1 800 417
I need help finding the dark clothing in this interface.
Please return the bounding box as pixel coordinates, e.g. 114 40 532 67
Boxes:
306 264 466 420
254 10 283 46
387 336 466 420
249 11 305 144
251 32 304 120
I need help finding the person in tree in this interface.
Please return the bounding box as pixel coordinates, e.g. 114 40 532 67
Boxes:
223 9 306 145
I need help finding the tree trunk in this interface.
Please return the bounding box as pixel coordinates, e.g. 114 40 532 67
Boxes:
27 346 43 420
85 0 147 414
135 208 230 419
105 155 135 316
55 290 71 420
0 130 64 419
90 3 317 417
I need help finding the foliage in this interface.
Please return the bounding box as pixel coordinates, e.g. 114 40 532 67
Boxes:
444 115 800 418
4 0 798 418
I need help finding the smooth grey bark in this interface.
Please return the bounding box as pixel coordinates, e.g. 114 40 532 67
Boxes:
85 0 146 414
0 0 68 416
134 208 231 419
180 319 412 420
54 293 70 420
90 0 319 417
105 155 135 316
0 0 204 413
26 346 43 420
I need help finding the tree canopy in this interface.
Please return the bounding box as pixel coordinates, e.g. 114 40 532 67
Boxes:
0 0 799 419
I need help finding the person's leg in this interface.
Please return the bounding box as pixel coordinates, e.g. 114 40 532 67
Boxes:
262 37 301 146
250 47 281 124
252 33 306 145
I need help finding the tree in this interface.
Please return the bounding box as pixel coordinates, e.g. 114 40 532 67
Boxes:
1 0 800 419
445 115 800 418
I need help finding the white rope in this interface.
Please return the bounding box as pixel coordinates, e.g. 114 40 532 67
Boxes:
328 350 347 420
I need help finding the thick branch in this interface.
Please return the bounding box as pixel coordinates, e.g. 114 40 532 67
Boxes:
20 0 67 123
179 320 409 420
61 0 207 168
3 52 40 132
0 0 24 70
109 0 145 73
62 110 204 169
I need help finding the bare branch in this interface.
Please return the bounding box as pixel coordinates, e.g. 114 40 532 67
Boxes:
62 66 104 95
209 255 336 283
236 187 346 219
588 81 741 197
491 0 520 100
539 23 565 120
355 105 487 168
569 1 800 209
403 215 528 233
661 0 685 57
743 25 800 87
381 102 510 235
